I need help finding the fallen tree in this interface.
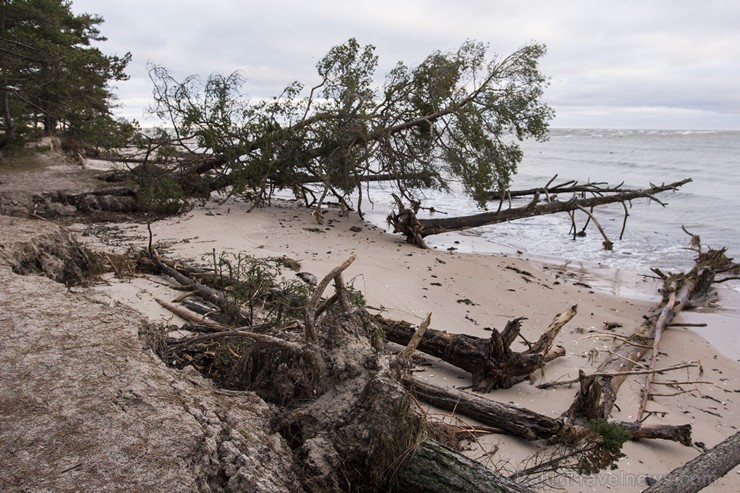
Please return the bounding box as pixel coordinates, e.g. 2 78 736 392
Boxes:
377 305 576 391
148 253 535 492
387 179 691 248
564 244 738 423
136 39 554 219
643 431 740 493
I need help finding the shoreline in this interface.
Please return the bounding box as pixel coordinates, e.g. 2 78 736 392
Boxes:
76 196 740 492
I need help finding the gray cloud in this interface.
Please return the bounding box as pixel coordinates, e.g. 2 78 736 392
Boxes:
72 0 740 129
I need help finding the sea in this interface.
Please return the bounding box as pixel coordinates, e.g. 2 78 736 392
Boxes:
361 128 740 358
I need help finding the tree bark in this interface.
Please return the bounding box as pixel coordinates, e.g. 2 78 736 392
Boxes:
388 179 691 246
642 431 740 493
410 380 692 445
567 248 736 422
409 379 562 440
377 305 575 391
396 439 533 493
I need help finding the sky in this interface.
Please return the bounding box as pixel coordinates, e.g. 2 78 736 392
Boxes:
71 0 740 130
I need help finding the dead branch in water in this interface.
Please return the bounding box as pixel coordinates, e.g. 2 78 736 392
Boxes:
388 178 691 248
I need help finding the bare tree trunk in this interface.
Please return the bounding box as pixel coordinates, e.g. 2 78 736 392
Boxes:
567 248 736 422
388 179 691 246
0 83 16 149
397 439 534 493
409 379 562 440
642 431 740 493
410 379 692 445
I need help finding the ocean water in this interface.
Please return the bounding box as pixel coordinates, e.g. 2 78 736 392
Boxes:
364 129 740 278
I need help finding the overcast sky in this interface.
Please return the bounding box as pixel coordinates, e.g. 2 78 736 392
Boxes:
71 0 740 130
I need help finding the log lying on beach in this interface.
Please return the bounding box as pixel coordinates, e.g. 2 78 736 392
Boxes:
397 440 534 493
377 305 575 391
409 379 562 440
409 379 692 445
388 179 691 248
137 242 724 490
642 431 740 493
566 247 738 422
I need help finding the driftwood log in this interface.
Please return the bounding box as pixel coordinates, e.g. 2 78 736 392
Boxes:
388 178 691 247
566 247 738 422
378 305 575 391
410 379 562 440
643 431 740 493
410 379 691 446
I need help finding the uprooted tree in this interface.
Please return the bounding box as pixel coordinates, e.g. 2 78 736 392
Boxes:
116 39 690 250
145 252 535 492
122 38 553 216
387 177 692 248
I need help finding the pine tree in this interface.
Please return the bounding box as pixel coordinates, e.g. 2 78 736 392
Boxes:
0 0 130 150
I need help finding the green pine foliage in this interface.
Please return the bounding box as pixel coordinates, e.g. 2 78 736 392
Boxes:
148 38 553 214
0 0 131 150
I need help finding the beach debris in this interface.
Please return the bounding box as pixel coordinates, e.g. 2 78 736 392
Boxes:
642 431 740 493
136 236 738 492
388 178 692 249
377 306 574 391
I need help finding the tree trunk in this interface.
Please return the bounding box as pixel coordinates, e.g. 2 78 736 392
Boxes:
566 248 730 422
409 380 692 445
642 431 740 493
409 379 562 440
388 179 691 246
396 439 533 493
1 83 16 149
377 305 575 391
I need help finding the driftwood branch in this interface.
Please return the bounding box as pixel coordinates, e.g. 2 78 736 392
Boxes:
486 177 618 200
574 205 613 250
389 178 691 247
155 297 227 332
393 313 432 370
537 361 701 390
642 431 740 493
304 254 356 343
636 280 678 421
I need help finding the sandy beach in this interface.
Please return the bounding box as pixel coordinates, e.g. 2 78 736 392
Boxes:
74 196 740 492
